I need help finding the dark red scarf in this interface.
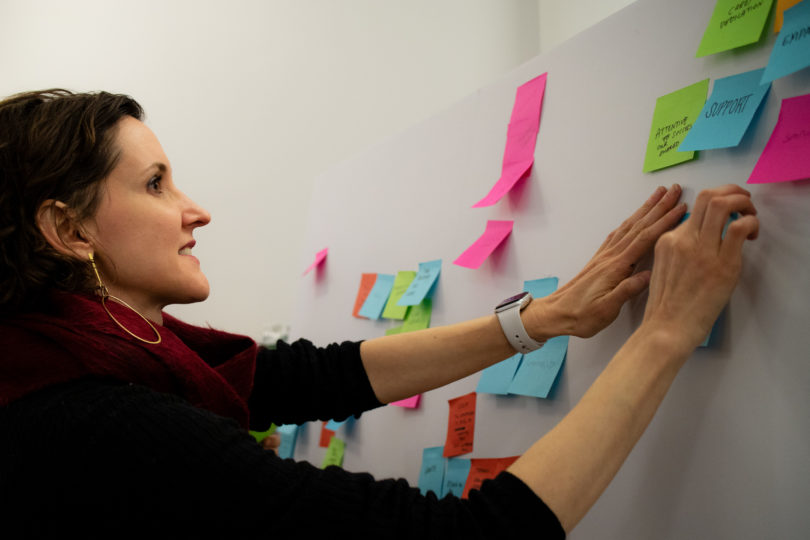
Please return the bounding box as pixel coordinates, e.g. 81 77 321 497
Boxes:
0 291 257 428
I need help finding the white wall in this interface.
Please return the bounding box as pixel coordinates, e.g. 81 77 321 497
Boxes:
0 0 631 339
538 0 638 53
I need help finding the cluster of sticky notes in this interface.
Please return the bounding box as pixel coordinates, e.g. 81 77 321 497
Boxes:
477 278 569 398
645 0 810 182
418 446 519 499
355 260 441 322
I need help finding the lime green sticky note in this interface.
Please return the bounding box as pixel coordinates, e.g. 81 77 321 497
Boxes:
249 423 276 443
381 271 416 320
643 79 709 173
386 325 405 335
321 436 345 469
696 0 775 57
402 298 432 332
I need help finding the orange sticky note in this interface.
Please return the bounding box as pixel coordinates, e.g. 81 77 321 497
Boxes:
352 273 378 318
775 0 802 32
462 456 520 498
443 392 477 457
319 422 335 447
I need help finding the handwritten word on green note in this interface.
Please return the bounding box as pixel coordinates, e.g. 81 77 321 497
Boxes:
696 0 775 57
643 79 709 172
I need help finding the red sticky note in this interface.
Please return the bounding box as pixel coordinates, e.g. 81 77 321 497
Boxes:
352 273 378 318
443 392 477 457
462 456 520 498
391 394 421 408
303 247 328 275
452 220 513 269
748 93 810 184
319 422 335 448
473 73 547 208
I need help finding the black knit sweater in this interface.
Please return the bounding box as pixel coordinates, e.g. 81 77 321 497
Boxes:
0 339 564 538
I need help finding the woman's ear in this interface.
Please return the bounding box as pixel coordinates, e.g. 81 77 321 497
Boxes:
36 200 92 260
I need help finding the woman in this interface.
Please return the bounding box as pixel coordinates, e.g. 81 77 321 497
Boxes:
0 90 758 537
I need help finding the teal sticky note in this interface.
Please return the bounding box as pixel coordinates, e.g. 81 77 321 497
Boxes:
762 1 810 83
398 259 442 306
325 418 347 432
678 69 771 151
418 446 446 497
506 337 569 398
276 424 299 459
507 277 568 398
358 273 395 319
476 353 522 395
442 458 471 498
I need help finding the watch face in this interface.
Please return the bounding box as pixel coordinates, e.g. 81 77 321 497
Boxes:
495 291 530 311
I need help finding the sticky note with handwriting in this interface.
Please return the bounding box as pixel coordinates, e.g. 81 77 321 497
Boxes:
442 458 471 498
418 447 446 497
358 273 395 319
381 271 416 320
643 79 709 172
678 68 771 150
398 260 441 306
748 93 810 183
443 392 477 457
762 0 810 83
696 0 774 57
461 456 520 498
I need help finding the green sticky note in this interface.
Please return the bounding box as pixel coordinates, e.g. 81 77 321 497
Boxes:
381 271 416 320
402 298 432 332
249 423 276 443
386 325 405 335
696 0 774 57
321 436 345 469
643 79 709 173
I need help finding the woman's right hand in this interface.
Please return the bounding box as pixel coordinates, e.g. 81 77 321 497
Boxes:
641 184 759 353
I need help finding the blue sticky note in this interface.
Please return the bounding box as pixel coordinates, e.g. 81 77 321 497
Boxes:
678 69 771 151
398 259 442 306
418 446 446 497
523 277 558 299
476 353 522 394
442 458 471 498
276 424 299 459
762 1 810 84
506 277 568 398
325 418 347 431
358 273 395 319
507 336 569 398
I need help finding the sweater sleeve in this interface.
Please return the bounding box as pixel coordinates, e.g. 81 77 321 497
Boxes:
248 339 384 429
0 379 565 539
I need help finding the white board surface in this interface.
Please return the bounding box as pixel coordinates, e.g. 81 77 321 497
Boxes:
291 0 810 537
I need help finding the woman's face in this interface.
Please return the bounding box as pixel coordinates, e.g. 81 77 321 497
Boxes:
82 116 211 321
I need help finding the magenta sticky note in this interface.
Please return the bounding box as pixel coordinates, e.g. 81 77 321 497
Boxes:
473 73 548 208
302 247 328 275
391 395 421 408
748 93 810 184
453 220 514 269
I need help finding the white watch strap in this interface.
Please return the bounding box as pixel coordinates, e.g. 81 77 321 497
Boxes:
496 303 546 354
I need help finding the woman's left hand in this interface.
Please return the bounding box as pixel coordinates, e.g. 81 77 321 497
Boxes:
527 184 686 339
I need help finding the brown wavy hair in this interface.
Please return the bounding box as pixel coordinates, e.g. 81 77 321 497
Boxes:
0 89 144 316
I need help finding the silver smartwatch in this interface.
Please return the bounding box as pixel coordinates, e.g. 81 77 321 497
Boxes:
495 292 546 354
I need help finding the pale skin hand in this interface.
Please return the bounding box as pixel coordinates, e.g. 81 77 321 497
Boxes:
361 184 685 404
507 184 759 533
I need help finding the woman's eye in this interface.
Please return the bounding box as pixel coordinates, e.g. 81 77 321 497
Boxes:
147 175 163 193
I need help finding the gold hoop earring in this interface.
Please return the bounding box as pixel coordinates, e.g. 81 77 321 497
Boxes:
88 252 162 345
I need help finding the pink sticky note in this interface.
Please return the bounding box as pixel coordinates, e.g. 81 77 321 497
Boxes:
391 394 421 408
748 93 810 184
453 220 513 269
302 247 328 275
473 73 548 208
